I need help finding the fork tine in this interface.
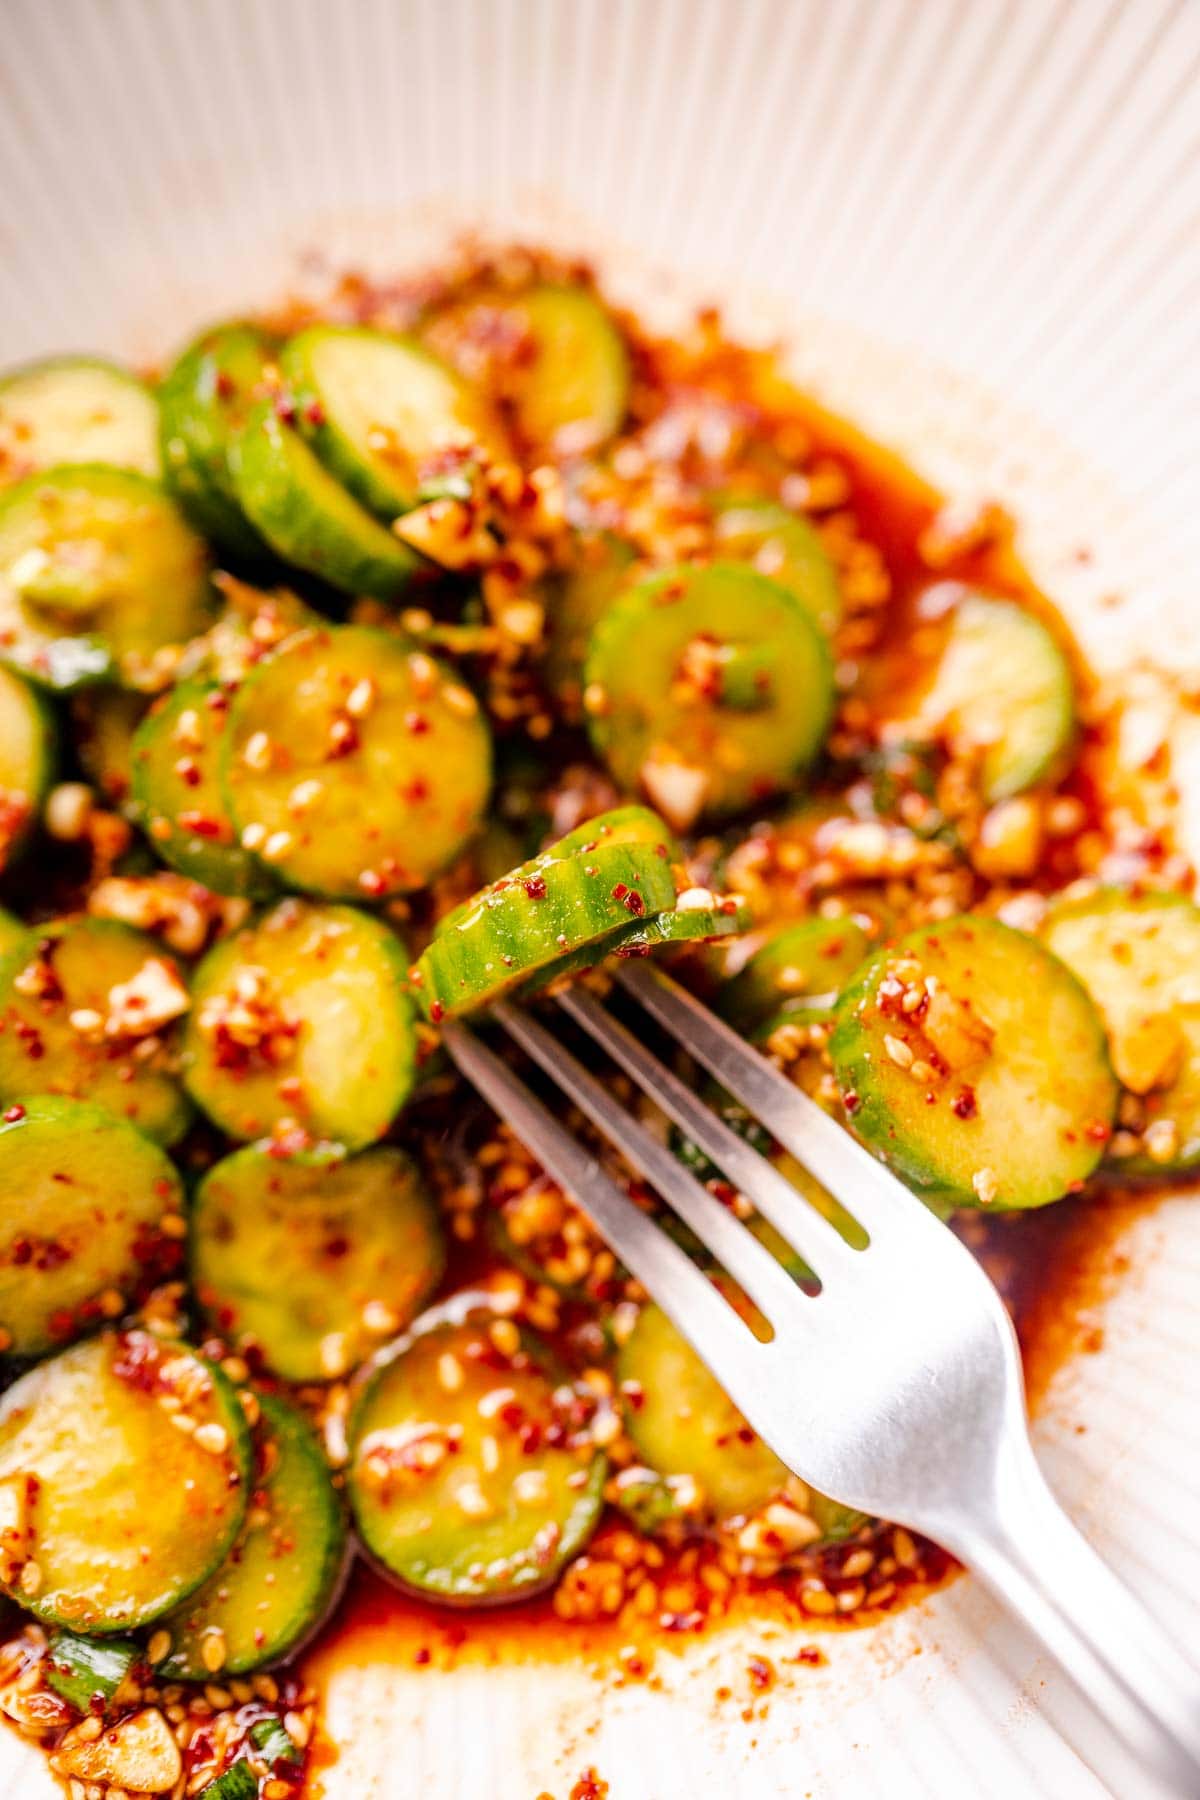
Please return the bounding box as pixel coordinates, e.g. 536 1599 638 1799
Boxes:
440 1021 769 1388
615 960 949 1248
552 985 863 1284
493 1000 805 1322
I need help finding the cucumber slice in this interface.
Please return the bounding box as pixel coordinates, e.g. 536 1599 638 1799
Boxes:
72 687 147 809
829 916 1117 1209
0 664 55 862
158 322 278 557
230 401 419 598
1043 890 1200 1173
0 919 192 1145
0 358 159 483
183 898 417 1148
711 495 841 637
132 678 278 898
281 326 507 519
413 806 680 1019
617 1295 787 1521
900 593 1075 800
0 1330 251 1631
221 624 492 899
44 1628 140 1713
425 282 629 455
347 1308 606 1604
197 1763 257 1800
542 535 636 714
0 1095 184 1358
718 917 871 1031
520 888 750 995
584 563 834 829
0 465 214 691
191 1144 444 1380
161 1392 346 1676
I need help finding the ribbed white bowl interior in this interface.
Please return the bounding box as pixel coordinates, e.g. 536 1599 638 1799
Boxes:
1 3 1198 1795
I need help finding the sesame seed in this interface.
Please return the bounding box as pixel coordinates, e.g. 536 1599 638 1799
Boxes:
456 1481 493 1520
345 678 376 718
972 1167 999 1205
480 1434 501 1475
194 1422 229 1456
240 823 267 851
436 1352 465 1393
18 1559 41 1596
487 1318 520 1358
147 1631 172 1666
442 683 478 718
261 830 294 862
361 1298 401 1335
200 1631 227 1674
884 1034 913 1069
242 732 273 771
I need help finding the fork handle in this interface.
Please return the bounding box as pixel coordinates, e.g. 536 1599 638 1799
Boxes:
946 1432 1200 1796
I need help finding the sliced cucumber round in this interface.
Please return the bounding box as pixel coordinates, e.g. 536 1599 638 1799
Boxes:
132 678 278 898
0 919 192 1146
348 1306 606 1604
71 686 147 810
425 282 629 455
0 465 214 691
718 916 871 1032
221 624 492 899
617 1295 787 1521
0 358 159 484
413 805 679 1019
0 664 55 861
281 325 507 519
230 401 419 598
830 916 1117 1209
584 563 834 829
521 887 750 994
191 1144 445 1381
901 592 1076 800
0 1330 251 1631
158 322 278 557
542 534 636 714
0 1095 183 1358
711 495 841 637
1043 890 1200 1174
183 898 417 1148
161 1391 346 1677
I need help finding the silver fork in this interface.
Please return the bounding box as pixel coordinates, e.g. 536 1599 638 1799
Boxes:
442 958 1200 1796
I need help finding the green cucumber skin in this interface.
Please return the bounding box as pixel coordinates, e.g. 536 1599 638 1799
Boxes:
158 323 279 558
711 495 841 638
196 1762 258 1800
130 679 278 900
230 401 419 599
719 917 871 1031
0 666 56 860
0 357 161 482
44 1629 140 1713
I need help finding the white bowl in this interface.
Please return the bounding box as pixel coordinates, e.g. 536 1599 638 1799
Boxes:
2 3 1199 1796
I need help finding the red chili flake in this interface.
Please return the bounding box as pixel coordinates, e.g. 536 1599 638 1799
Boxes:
273 392 298 424
622 890 646 917
358 869 387 897
2 1104 24 1122
611 882 629 902
174 758 202 788
841 1090 861 1114
413 1646 431 1667
403 777 430 804
429 1000 445 1024
178 811 226 839
215 370 237 400
790 1645 826 1667
404 710 430 735
951 1086 977 1120
1085 1119 1111 1142
523 875 548 900
304 398 326 426
747 1656 775 1692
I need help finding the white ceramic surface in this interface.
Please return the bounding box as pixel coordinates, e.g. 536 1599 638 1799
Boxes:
2 2 1199 1795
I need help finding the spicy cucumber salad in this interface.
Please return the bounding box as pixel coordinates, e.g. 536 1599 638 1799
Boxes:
0 245 1187 1799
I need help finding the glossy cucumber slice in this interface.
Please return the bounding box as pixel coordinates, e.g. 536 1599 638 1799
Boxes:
0 1095 184 1358
71 686 147 810
0 919 192 1145
158 322 278 558
0 664 55 862
904 593 1075 800
161 1391 346 1677
711 495 841 637
617 1295 787 1521
44 1627 141 1713
829 916 1117 1209
196 1762 257 1800
521 887 750 994
231 401 419 598
183 899 417 1148
191 1144 444 1380
413 807 679 1019
221 624 492 899
281 325 506 519
0 1330 251 1631
584 563 834 829
132 678 278 898
0 358 159 483
425 281 629 455
542 535 636 713
348 1308 606 1604
718 916 871 1031
1043 890 1200 1173
0 465 214 691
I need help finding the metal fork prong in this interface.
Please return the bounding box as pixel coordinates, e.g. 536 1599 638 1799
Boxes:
616 961 950 1248
440 1021 769 1387
493 1000 805 1324
553 985 863 1284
